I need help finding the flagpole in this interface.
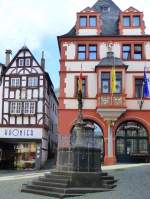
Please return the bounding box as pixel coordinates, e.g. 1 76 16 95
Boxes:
139 81 144 110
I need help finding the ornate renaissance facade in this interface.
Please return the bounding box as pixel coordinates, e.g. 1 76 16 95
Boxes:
58 0 150 165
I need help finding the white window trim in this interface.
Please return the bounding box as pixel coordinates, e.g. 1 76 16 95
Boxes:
25 58 31 66
11 78 20 87
28 77 38 87
18 58 24 67
10 101 36 115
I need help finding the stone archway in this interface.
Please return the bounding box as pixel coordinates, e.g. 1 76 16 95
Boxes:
116 121 149 163
70 119 105 161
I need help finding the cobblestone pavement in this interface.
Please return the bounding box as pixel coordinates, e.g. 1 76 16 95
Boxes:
0 164 150 199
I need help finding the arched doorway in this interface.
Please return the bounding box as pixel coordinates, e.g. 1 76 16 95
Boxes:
71 119 104 161
116 121 149 163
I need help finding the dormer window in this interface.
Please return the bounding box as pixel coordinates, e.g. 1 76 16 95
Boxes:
101 6 109 13
79 16 87 27
133 16 140 26
18 58 24 66
25 58 31 66
89 16 97 27
123 16 130 27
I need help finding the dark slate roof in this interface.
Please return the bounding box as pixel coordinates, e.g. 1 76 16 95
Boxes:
92 0 121 35
62 0 121 36
96 52 128 68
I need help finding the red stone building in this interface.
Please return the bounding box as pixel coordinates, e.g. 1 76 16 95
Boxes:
58 0 150 165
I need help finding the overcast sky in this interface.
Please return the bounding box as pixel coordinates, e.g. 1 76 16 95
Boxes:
0 0 150 89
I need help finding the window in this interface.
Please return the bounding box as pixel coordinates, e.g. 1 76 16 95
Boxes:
134 44 142 60
122 45 131 60
28 77 38 87
115 72 122 94
135 78 143 98
89 16 97 27
25 58 31 66
133 16 140 26
11 78 20 87
89 45 97 60
78 45 86 60
101 6 109 12
10 101 36 114
79 16 87 27
101 72 110 93
123 16 130 27
18 59 24 66
76 77 86 97
10 102 22 114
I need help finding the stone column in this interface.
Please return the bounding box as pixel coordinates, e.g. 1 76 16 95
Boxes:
104 120 116 165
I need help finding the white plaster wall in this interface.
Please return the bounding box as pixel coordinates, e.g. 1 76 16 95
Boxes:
24 117 28 124
65 61 98 72
3 102 8 113
64 73 76 97
17 117 22 124
38 101 43 112
78 29 97 36
10 91 14 98
99 43 121 59
64 99 96 109
145 42 150 60
10 117 15 124
127 99 150 110
88 73 97 98
125 73 134 98
125 61 150 71
63 42 76 60
4 88 9 98
18 52 24 57
30 117 36 124
27 90 32 99
39 87 43 98
33 89 38 98
122 28 142 35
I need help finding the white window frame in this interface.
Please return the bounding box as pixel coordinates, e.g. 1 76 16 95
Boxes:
10 102 22 114
23 102 36 114
11 78 20 87
10 101 36 115
28 77 38 87
18 58 24 66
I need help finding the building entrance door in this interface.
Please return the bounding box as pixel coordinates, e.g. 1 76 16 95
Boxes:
0 142 17 169
116 121 149 163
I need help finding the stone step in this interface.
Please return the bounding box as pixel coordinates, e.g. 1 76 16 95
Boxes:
102 183 117 189
21 187 82 198
32 180 68 188
101 175 114 180
102 179 118 185
45 174 71 180
39 176 69 184
26 184 65 193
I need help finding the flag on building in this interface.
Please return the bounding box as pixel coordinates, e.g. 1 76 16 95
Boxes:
144 67 150 97
111 66 116 93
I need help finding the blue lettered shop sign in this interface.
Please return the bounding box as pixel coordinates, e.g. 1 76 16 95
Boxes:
0 128 42 139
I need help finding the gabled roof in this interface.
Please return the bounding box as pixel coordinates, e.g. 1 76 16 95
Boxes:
62 0 121 37
4 45 44 75
124 7 141 13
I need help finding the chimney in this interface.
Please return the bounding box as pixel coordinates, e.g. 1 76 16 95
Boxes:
5 49 12 66
41 51 45 69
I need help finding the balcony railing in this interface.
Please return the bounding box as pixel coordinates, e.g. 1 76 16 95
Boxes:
97 93 126 108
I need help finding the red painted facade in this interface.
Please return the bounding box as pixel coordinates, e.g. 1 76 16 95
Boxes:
58 0 150 165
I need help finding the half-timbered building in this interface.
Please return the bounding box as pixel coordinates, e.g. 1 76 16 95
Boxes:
58 0 150 165
0 46 58 170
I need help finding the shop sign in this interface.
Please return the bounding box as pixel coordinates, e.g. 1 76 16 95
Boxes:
0 128 42 139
